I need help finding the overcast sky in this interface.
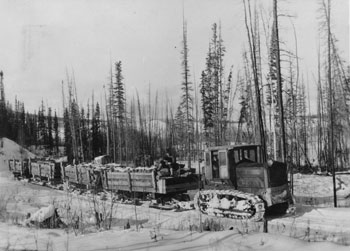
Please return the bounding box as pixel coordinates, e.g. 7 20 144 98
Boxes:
0 0 348 115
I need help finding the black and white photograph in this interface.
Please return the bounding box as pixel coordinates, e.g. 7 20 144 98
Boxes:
0 0 349 250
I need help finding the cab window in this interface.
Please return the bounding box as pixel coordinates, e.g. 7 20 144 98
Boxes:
212 152 219 178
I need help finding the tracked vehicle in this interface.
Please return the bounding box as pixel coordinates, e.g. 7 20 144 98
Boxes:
194 144 293 221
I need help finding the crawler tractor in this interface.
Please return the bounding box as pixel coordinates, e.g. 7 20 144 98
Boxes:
194 144 293 221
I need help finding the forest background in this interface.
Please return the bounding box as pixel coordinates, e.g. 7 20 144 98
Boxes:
0 0 349 171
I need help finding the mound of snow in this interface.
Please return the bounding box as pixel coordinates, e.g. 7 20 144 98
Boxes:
0 137 36 160
303 207 350 221
27 204 55 223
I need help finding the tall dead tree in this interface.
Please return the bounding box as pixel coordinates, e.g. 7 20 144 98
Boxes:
0 71 6 147
62 71 83 163
318 0 339 207
324 0 337 207
273 0 286 162
243 0 267 162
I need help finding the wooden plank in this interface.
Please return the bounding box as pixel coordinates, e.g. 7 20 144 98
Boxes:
130 173 154 188
102 170 108 189
106 172 130 186
106 172 154 188
63 165 79 183
107 183 156 193
165 182 198 193
157 179 166 194
105 172 127 192
39 162 53 179
106 171 153 192
151 171 157 192
8 159 14 171
127 172 132 191
31 162 41 177
14 160 22 173
76 165 90 185
61 163 65 182
27 159 32 175
107 176 130 186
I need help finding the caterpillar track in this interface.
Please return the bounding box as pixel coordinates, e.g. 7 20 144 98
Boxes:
194 189 265 221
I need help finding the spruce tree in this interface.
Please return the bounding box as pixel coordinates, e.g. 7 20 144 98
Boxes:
47 107 53 153
200 23 228 146
180 19 194 167
92 102 101 157
112 61 126 162
38 101 47 146
54 111 59 154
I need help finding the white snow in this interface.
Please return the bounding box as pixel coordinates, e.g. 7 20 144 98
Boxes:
294 173 350 198
0 137 36 160
27 204 55 223
0 137 350 250
0 223 349 251
293 173 350 208
303 207 350 220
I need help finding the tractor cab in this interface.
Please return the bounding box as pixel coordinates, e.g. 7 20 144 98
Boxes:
203 144 292 208
204 144 262 185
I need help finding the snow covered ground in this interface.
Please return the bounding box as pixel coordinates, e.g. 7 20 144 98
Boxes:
293 173 350 206
0 138 36 160
0 222 349 251
294 173 350 197
1 137 350 250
